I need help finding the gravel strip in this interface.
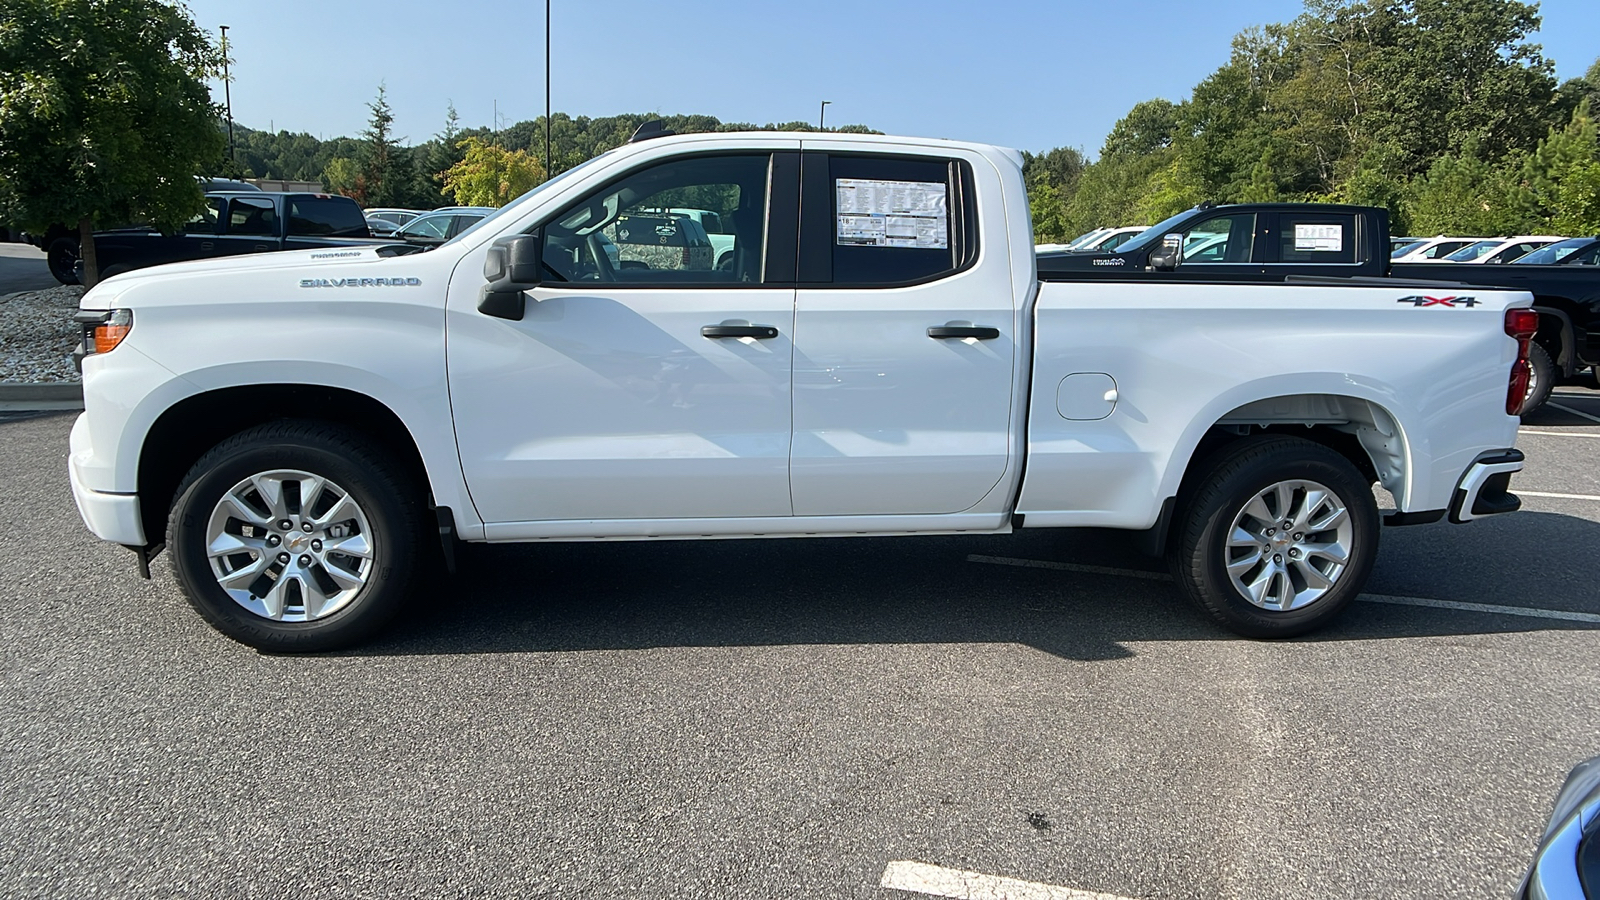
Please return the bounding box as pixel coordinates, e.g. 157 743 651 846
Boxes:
1 285 84 383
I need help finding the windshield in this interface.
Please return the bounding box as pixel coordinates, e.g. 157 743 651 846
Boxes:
1064 229 1105 248
1443 240 1500 262
441 151 622 248
1512 237 1591 265
1116 209 1202 254
1390 239 1427 258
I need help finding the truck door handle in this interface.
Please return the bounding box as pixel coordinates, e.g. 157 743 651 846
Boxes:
701 325 778 339
200 241 213 251
927 326 1000 340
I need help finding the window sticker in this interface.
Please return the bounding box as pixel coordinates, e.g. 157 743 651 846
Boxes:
1294 223 1342 252
835 178 948 249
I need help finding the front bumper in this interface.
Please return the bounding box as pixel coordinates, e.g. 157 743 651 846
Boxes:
1449 448 1524 524
69 413 146 546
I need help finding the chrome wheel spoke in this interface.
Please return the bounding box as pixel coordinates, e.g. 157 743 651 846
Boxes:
250 474 290 520
207 530 258 559
1242 495 1275 526
321 561 366 592
1307 504 1348 532
311 494 359 529
1229 525 1267 550
1227 554 1261 578
323 532 372 559
218 557 269 590
1301 540 1348 565
219 491 271 527
259 574 294 620
294 474 326 516
1294 559 1334 592
1272 483 1294 522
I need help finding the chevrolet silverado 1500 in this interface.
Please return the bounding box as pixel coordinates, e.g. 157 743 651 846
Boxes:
69 127 1533 650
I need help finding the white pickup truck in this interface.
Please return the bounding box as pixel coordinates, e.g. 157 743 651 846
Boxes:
68 128 1534 651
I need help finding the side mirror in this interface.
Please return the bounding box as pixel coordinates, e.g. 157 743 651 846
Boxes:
478 232 543 321
1148 233 1183 271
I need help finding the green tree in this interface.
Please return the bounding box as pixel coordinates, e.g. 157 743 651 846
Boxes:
441 136 546 207
1519 100 1600 234
1403 138 1527 234
358 84 403 207
322 156 360 197
0 0 224 286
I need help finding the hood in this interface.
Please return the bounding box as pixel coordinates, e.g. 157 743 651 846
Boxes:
80 243 418 309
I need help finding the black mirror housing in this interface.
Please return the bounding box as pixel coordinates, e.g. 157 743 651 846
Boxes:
478 233 544 321
1148 233 1183 271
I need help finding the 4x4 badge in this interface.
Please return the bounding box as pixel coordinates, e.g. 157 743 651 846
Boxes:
1396 295 1479 307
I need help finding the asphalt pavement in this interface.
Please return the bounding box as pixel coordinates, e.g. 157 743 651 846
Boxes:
2 395 1597 899
0 244 57 295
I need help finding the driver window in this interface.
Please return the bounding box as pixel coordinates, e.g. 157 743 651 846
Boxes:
541 154 770 285
186 197 224 234
1181 213 1255 264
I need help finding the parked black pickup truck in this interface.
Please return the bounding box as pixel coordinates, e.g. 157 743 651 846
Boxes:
1037 203 1599 411
87 192 388 281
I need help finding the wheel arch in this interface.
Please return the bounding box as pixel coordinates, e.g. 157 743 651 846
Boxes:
1530 300 1579 374
136 384 440 548
1157 392 1411 550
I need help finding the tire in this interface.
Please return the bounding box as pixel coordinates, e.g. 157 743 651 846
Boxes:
166 421 422 652
1169 436 1379 638
1520 342 1555 416
47 236 80 285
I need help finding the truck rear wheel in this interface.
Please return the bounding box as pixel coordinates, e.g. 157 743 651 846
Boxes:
166 421 422 652
1521 342 1555 415
1171 436 1378 638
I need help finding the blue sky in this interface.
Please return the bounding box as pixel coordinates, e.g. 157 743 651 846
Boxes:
184 0 1600 157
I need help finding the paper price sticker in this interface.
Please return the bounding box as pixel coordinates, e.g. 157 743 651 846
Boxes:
835 178 948 249
1294 223 1343 252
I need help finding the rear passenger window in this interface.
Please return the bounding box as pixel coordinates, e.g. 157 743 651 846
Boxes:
1277 213 1356 264
288 197 369 237
813 154 975 285
228 197 277 236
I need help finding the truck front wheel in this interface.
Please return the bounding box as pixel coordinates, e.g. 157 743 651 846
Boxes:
1171 436 1379 638
47 237 81 285
166 421 422 651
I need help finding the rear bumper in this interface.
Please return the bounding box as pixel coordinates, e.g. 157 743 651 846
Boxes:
1448 448 1524 524
69 413 146 546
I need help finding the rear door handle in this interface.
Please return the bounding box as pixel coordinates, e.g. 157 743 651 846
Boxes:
702 325 778 339
928 326 1000 340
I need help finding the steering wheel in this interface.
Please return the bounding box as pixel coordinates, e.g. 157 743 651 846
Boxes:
585 232 617 282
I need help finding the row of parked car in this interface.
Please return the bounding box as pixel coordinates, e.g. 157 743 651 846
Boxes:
1046 228 1600 269
1391 234 1600 265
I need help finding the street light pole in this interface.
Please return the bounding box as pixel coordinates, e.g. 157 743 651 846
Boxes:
819 100 831 131
545 0 552 176
219 25 235 175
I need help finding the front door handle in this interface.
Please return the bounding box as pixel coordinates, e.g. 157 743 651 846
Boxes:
200 241 214 251
928 325 1000 340
702 324 778 339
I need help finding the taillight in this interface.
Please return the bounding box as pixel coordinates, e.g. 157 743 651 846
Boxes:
1505 308 1539 415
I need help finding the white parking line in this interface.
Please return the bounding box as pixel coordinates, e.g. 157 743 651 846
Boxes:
965 555 1600 624
1518 429 1600 438
880 860 1137 900
1517 490 1600 502
1549 402 1600 425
